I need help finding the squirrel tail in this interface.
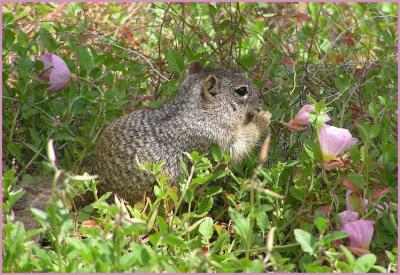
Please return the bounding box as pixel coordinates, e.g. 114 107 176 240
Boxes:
12 177 95 231
13 179 54 231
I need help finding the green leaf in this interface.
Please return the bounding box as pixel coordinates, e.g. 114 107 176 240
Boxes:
353 254 376 272
3 28 15 49
240 51 256 68
2 169 16 190
120 252 136 270
5 188 26 211
7 143 21 159
206 186 222 196
22 108 40 120
211 144 223 162
289 186 307 202
323 231 348 245
314 216 327 234
165 49 185 72
230 209 251 244
157 216 168 235
336 261 353 272
304 262 332 272
195 197 213 216
39 28 57 51
211 231 229 254
294 229 316 256
370 265 388 273
256 212 268 235
347 173 364 189
163 234 186 249
77 46 93 71
309 113 326 129
31 207 49 221
303 144 315 160
357 123 370 142
199 217 214 241
146 208 158 232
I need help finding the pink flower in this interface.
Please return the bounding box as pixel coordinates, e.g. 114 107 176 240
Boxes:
39 53 70 92
318 124 358 161
283 104 330 131
342 220 375 256
338 210 359 225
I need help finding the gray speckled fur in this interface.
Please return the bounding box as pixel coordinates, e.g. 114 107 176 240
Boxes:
94 67 271 203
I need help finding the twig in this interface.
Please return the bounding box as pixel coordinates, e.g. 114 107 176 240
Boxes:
322 15 397 63
289 62 297 96
83 32 169 82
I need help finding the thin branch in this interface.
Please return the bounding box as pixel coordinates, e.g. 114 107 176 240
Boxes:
88 33 170 82
322 15 397 63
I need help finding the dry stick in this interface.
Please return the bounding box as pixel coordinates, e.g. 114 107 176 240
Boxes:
304 4 322 72
158 3 171 64
154 3 171 98
302 4 323 101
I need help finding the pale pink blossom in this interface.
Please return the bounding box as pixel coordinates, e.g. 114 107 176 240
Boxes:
342 220 375 256
283 104 330 131
39 53 70 92
338 210 359 225
318 124 358 161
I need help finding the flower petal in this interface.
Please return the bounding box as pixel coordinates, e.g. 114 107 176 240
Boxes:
342 220 374 251
40 53 54 70
284 104 330 132
318 124 358 161
293 104 315 125
293 104 331 126
39 53 71 92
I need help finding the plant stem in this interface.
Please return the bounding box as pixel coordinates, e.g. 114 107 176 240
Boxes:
170 163 196 228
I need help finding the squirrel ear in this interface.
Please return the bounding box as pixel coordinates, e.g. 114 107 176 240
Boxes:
188 61 204 75
202 75 218 103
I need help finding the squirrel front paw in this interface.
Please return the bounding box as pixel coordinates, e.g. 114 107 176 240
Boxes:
255 111 271 132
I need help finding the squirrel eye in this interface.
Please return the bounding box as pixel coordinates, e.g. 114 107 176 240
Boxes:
235 86 248 97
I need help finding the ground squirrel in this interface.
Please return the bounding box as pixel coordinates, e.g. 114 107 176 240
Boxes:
13 62 271 229
94 62 271 203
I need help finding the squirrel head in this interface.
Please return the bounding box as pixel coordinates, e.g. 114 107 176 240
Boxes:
182 61 263 124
